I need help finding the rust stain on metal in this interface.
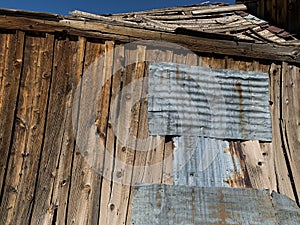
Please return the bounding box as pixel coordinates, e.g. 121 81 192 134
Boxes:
131 185 300 224
223 142 252 188
234 80 247 139
211 191 233 225
225 173 246 188
149 62 272 141
230 141 252 187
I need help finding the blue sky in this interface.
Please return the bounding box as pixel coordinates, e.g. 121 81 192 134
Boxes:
0 0 235 15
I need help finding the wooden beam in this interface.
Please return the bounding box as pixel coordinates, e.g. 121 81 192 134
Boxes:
191 4 247 15
0 15 299 63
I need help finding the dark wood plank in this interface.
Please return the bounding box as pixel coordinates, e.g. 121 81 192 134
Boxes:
0 31 24 200
0 33 54 225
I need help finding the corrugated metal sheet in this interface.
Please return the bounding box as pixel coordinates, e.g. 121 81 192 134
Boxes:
148 62 272 141
173 137 244 187
130 185 300 225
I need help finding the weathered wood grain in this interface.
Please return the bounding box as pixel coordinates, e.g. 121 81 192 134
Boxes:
99 45 124 224
0 33 54 225
99 44 126 225
0 11 299 223
0 31 24 200
66 40 104 225
29 37 86 225
0 15 299 63
97 41 116 225
237 141 277 190
281 62 300 204
268 63 295 201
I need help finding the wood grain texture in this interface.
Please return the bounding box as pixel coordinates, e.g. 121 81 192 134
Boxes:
0 15 299 63
66 40 104 225
0 31 24 199
240 0 300 37
0 18 299 224
0 33 54 225
281 62 300 203
29 37 86 225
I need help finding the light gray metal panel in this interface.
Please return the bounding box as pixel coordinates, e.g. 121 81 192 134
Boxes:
130 185 300 225
148 62 272 141
173 137 242 187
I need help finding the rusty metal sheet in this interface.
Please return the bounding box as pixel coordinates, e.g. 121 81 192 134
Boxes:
173 137 243 187
148 62 272 141
130 185 300 225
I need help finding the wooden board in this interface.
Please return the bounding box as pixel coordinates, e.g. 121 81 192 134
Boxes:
66 40 104 225
0 31 24 199
281 62 300 203
0 33 54 225
0 28 299 224
29 37 86 225
0 15 299 63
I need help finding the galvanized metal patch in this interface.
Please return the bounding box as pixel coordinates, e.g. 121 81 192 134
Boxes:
131 185 300 225
148 62 272 141
173 137 242 187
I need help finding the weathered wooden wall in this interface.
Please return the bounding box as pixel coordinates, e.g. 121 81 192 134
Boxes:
237 0 300 37
0 30 299 225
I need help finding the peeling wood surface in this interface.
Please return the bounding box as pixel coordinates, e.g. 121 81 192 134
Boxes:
130 185 300 225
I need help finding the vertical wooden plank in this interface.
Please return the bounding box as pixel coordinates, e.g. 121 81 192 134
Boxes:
99 44 125 225
127 46 148 184
277 0 287 28
236 62 296 200
0 31 24 197
237 140 276 190
67 40 104 225
257 0 265 18
265 0 273 24
29 37 86 225
287 0 300 34
224 56 237 70
0 33 54 225
271 0 278 24
270 62 295 201
210 56 225 69
97 44 137 225
123 45 148 225
97 41 117 225
281 63 300 204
